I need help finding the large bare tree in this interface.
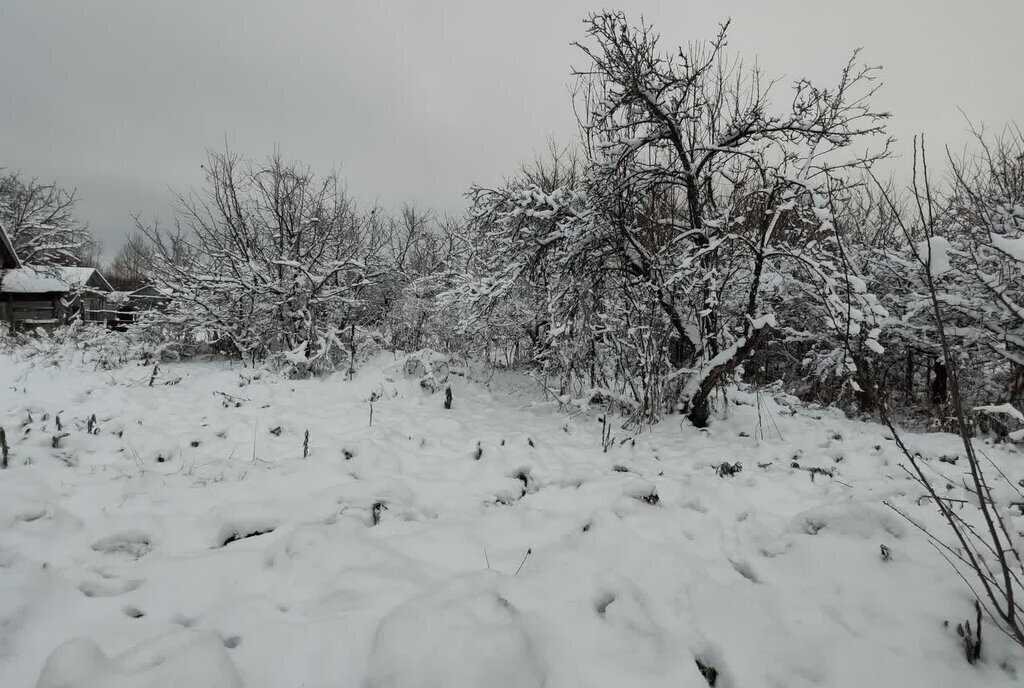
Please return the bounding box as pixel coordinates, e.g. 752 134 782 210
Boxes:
572 12 892 424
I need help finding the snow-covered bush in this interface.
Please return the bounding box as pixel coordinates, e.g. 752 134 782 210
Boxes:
387 271 463 353
141 150 387 376
820 127 1024 425
938 126 1024 417
373 210 466 354
9 322 139 370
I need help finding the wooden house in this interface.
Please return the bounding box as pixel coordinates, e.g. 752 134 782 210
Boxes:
1 265 114 328
1 222 117 329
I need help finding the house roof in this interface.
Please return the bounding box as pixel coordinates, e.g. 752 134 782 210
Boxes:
0 221 21 270
0 265 113 294
129 284 173 298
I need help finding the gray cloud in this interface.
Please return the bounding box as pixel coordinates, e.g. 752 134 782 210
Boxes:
1 0 1021 254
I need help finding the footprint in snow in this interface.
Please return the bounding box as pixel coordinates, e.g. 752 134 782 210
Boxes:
78 576 143 598
92 532 152 559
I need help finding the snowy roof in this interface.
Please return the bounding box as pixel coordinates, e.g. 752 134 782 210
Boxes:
0 265 113 294
0 222 20 269
129 284 174 298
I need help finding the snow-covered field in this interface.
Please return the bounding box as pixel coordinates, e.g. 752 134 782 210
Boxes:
1 350 1021 687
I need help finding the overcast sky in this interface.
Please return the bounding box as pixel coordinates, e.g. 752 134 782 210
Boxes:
1 0 1021 256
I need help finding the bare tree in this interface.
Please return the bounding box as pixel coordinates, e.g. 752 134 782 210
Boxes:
105 231 154 291
447 13 892 425
382 210 470 352
141 149 384 373
0 172 93 266
876 136 1024 653
946 124 1024 407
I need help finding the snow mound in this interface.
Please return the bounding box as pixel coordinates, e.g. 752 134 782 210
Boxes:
366 572 545 688
396 349 466 393
790 501 907 539
36 630 242 688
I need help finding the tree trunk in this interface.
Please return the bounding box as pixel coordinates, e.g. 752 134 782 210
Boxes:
931 359 948 405
685 329 767 427
905 350 914 402
855 357 875 413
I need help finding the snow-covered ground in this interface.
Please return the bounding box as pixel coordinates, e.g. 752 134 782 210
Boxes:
1 349 1021 687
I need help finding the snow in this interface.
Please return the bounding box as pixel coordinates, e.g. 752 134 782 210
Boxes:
36 631 242 688
0 266 103 294
1 351 1023 686
990 233 1024 263
366 572 545 688
975 403 1024 424
917 236 954 276
128 285 174 298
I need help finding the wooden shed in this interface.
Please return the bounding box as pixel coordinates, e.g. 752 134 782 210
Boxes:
127 284 173 309
106 285 173 329
1 265 114 329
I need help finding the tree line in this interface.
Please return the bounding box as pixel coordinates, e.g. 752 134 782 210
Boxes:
4 11 1022 435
